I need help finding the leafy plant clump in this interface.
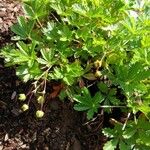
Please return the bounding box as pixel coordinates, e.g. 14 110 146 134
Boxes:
1 0 150 149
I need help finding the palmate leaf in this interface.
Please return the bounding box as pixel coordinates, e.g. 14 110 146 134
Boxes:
63 76 74 85
16 66 31 83
49 62 83 85
121 14 137 34
37 48 56 67
110 62 150 95
73 87 104 119
103 117 150 150
132 48 150 65
50 3 64 15
81 87 91 100
98 83 109 94
17 41 37 57
127 62 150 81
11 16 35 39
63 62 84 85
43 21 58 41
73 88 92 105
15 41 37 66
1 48 29 65
16 61 41 82
23 0 49 19
1 41 37 66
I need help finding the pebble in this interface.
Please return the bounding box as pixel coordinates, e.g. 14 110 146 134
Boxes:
11 91 17 100
0 11 6 17
0 145 3 150
4 134 9 141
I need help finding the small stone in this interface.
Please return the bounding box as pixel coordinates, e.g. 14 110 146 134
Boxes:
0 11 6 17
0 145 3 150
4 134 9 141
11 91 17 100
1 8 6 12
14 7 19 12
0 18 3 23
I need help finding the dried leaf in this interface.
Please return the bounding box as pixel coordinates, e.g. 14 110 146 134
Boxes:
50 83 64 98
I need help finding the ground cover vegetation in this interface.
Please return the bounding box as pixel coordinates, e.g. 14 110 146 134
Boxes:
1 0 150 149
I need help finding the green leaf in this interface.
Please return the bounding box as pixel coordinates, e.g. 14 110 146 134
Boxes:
98 83 109 93
59 89 67 101
72 4 87 16
138 130 150 146
123 127 136 139
50 67 63 79
23 4 35 18
107 53 122 64
73 87 103 119
103 139 118 150
141 36 150 48
23 0 49 19
59 26 72 41
119 141 131 150
63 76 74 85
102 128 114 138
11 16 35 39
74 103 90 111
121 13 137 34
16 61 41 82
87 109 95 120
38 48 55 67
16 65 31 82
93 92 104 104
81 87 91 100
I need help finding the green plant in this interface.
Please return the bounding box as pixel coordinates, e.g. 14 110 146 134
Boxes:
73 87 104 119
103 117 150 150
0 0 150 148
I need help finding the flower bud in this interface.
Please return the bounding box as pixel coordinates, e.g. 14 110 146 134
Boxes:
36 110 44 118
37 96 44 104
19 94 26 101
94 60 102 68
95 70 102 78
21 104 29 111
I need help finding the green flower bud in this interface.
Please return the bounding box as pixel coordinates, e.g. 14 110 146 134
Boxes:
21 104 29 111
94 60 102 68
36 110 44 118
19 94 26 101
37 96 44 104
95 70 102 78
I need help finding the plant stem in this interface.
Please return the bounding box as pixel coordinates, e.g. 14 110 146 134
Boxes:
122 112 131 130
